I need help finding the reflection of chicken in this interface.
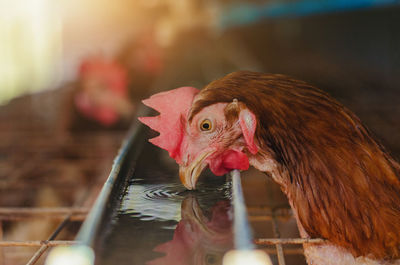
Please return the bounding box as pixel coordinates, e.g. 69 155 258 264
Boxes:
140 71 400 265
147 196 232 265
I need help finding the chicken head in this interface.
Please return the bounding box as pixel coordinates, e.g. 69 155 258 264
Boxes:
139 87 258 189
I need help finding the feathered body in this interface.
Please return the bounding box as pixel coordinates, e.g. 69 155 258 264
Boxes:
140 71 400 264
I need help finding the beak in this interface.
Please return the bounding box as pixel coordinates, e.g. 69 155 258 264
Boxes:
181 195 218 236
179 149 214 190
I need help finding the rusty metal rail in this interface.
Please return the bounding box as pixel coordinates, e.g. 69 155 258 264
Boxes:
0 208 88 220
255 238 326 245
0 241 78 247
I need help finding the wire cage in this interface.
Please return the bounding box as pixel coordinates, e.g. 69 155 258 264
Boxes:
0 89 314 265
0 89 125 265
1 3 400 263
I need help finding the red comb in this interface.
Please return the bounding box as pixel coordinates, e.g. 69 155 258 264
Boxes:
138 87 199 162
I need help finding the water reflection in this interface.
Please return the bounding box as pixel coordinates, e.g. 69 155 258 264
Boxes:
147 195 233 265
120 177 231 223
98 143 233 265
121 182 186 222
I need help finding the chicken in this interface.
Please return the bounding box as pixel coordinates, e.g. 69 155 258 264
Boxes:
63 56 135 131
139 71 400 265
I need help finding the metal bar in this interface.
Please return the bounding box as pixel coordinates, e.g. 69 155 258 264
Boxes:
26 183 95 265
0 207 88 222
260 248 304 255
0 182 96 190
26 214 73 265
271 212 286 265
0 215 86 221
255 238 326 245
0 241 78 247
247 205 291 212
75 120 145 246
224 170 272 265
0 207 89 215
231 170 255 250
248 215 292 221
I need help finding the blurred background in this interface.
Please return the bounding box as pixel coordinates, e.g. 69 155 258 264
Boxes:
0 0 400 264
1 0 400 131
0 0 217 106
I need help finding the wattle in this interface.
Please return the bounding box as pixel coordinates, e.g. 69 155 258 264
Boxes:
209 150 249 176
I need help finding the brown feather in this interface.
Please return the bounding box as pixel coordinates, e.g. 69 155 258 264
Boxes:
190 71 400 259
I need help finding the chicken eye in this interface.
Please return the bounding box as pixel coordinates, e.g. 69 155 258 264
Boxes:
200 119 212 131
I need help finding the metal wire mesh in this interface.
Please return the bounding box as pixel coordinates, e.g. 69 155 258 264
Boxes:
0 134 123 265
0 89 125 265
242 169 322 265
0 139 122 265
0 89 322 265
0 135 316 265
1 135 318 265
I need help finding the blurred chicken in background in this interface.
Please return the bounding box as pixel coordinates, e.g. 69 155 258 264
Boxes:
60 0 218 132
62 27 165 131
63 56 134 131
